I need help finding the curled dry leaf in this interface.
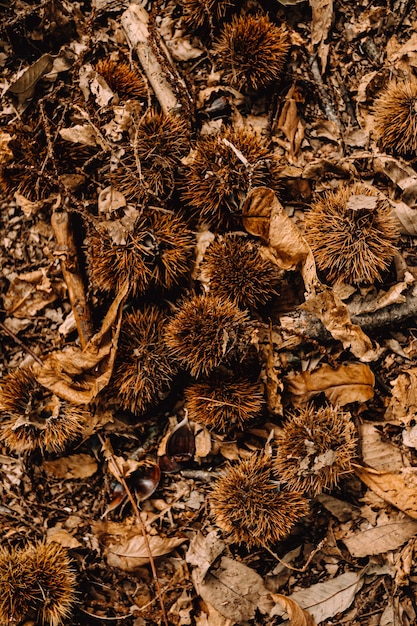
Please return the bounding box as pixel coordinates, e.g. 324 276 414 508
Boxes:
46 526 82 549
285 362 375 406
3 269 64 319
242 188 378 362
270 594 317 626
106 534 187 571
354 465 417 519
386 367 417 426
310 0 334 72
32 283 128 403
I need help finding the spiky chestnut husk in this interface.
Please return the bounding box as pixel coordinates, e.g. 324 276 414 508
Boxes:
95 58 146 100
184 372 264 432
182 0 236 32
0 545 35 624
213 13 291 91
200 234 281 308
0 542 77 626
0 121 95 201
164 294 252 378
110 109 190 203
211 453 309 547
0 367 86 454
275 404 358 496
110 306 177 415
304 183 399 285
86 209 194 296
181 126 274 230
373 79 417 155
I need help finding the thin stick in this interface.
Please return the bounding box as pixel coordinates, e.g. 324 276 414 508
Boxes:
51 210 94 349
266 539 326 573
98 435 169 626
0 320 43 365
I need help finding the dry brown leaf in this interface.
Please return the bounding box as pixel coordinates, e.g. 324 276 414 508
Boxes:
285 362 374 406
276 84 305 161
192 556 273 623
42 453 98 479
106 534 187 571
386 368 417 426
271 571 364 624
186 530 227 585
32 282 128 403
46 526 82 549
309 0 333 72
59 124 98 146
355 465 417 519
3 269 64 319
343 515 417 558
359 422 405 472
270 594 317 626
301 289 379 362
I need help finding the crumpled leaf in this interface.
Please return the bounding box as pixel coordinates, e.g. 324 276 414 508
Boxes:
270 594 317 625
271 571 364 624
354 465 417 519
46 526 82 549
106 534 187 571
42 453 98 479
386 368 417 426
343 515 417 558
192 556 273 622
7 53 53 100
309 0 333 72
285 362 374 406
276 84 305 160
242 188 379 362
32 283 128 403
59 124 98 146
3 269 64 319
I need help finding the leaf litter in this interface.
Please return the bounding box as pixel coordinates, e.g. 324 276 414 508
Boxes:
1 0 417 624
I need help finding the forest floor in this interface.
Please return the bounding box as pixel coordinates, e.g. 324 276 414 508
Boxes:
2 1 417 625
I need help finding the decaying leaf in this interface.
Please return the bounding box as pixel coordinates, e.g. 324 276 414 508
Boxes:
343 514 417 558
3 269 64 319
186 531 227 585
32 283 128 403
192 556 274 623
310 0 334 72
271 571 364 624
270 594 317 625
386 368 417 426
359 422 405 472
106 534 187 571
46 526 82 549
285 362 374 405
355 465 417 519
42 453 98 479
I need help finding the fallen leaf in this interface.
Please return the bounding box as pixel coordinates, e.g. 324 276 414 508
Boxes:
186 530 226 584
106 534 187 571
192 556 273 622
3 269 64 319
59 124 98 146
42 453 98 479
46 526 82 549
355 465 417 519
271 571 364 624
343 516 417 558
359 422 405 472
309 0 333 72
386 368 417 426
32 282 128 403
285 362 374 405
270 594 317 625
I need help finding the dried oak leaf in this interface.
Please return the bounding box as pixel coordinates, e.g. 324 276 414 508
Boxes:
354 465 417 519
284 362 375 406
32 283 128 403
